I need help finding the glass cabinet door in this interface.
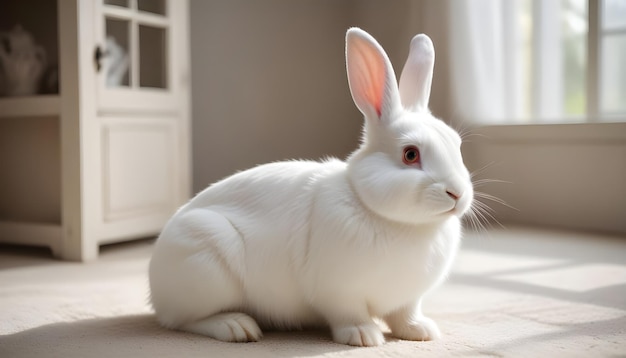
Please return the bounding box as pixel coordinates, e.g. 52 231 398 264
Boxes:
96 0 176 111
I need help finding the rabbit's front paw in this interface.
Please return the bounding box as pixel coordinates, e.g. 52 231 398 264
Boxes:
180 312 262 342
331 322 385 346
390 316 441 341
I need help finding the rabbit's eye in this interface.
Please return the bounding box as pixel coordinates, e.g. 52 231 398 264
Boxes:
403 146 420 165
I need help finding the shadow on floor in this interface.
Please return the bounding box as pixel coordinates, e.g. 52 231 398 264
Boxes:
0 243 58 269
0 314 357 358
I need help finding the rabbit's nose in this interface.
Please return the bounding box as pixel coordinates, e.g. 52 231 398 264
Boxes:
446 190 460 201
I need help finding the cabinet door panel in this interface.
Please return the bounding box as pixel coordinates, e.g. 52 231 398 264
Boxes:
102 122 175 221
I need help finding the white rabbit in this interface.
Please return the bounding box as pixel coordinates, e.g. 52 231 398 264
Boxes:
149 27 473 347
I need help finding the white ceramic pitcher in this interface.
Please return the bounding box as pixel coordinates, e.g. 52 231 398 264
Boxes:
0 25 47 96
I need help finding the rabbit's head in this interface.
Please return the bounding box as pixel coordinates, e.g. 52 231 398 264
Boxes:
346 28 473 225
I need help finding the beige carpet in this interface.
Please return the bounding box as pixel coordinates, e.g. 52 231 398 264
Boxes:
1 227 625 357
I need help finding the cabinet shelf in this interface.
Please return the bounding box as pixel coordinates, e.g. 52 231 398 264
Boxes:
0 95 61 118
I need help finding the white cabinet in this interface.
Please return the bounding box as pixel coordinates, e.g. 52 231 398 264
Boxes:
0 0 191 260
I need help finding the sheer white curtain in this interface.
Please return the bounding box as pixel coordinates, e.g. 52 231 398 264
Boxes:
447 0 525 124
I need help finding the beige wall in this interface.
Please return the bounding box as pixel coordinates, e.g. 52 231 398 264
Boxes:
463 124 626 235
191 0 354 190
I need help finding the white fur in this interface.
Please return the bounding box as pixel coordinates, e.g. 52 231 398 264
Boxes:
149 28 473 347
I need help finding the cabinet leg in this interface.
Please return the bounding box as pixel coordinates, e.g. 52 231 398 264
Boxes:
55 240 99 261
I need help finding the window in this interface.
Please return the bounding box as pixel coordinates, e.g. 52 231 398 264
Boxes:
597 0 626 116
517 0 626 123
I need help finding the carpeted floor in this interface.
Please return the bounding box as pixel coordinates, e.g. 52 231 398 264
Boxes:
0 227 625 357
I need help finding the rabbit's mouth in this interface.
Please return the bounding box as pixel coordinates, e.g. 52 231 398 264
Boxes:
452 203 474 219
444 204 469 218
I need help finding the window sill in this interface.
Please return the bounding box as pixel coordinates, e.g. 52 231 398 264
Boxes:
471 121 626 144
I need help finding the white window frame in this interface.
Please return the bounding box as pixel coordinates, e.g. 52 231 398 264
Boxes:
587 0 601 120
588 0 626 121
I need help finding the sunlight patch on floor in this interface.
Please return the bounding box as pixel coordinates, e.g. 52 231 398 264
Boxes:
496 263 626 293
453 250 569 276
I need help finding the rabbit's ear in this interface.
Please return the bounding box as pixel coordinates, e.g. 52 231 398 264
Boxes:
399 34 434 113
346 28 401 121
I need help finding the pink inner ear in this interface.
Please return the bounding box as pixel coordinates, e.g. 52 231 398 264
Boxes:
362 53 384 117
352 40 386 118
